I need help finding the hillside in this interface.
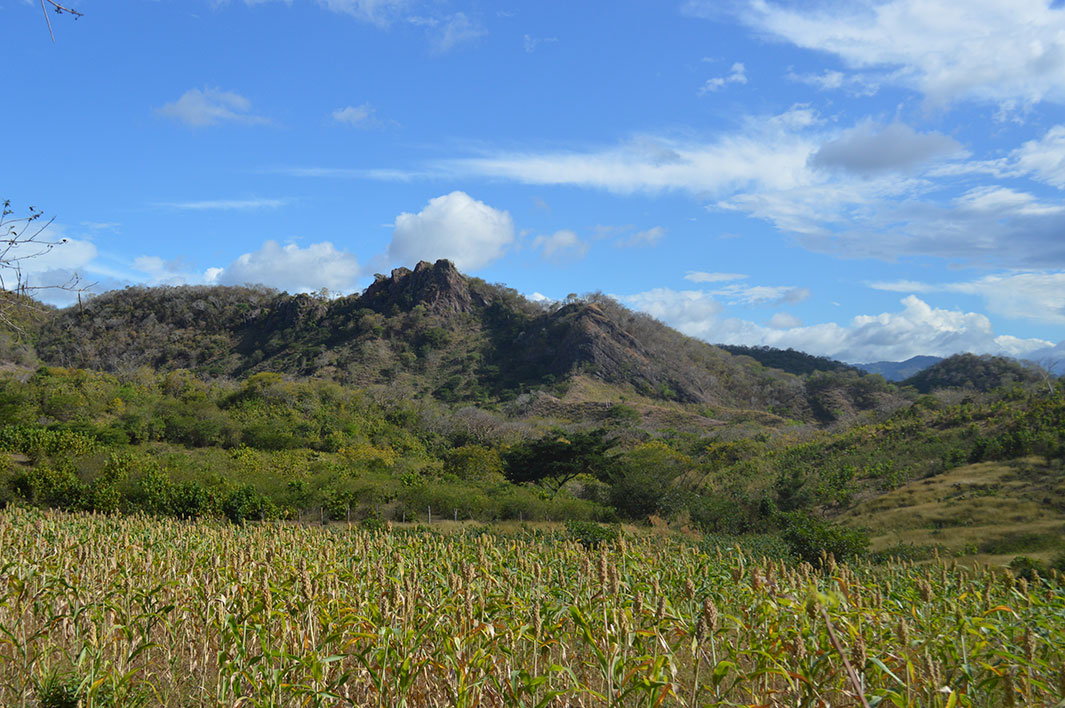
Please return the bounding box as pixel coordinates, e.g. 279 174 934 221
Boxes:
715 344 858 377
902 352 1045 393
34 260 901 423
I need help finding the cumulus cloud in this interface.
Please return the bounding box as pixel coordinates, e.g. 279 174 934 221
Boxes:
156 87 269 127
617 289 1051 363
531 230 589 262
690 0 1065 110
616 288 724 333
699 62 747 94
810 121 965 175
205 240 363 293
389 191 514 271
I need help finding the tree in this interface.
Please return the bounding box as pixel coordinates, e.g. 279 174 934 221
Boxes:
1 200 87 334
503 428 616 498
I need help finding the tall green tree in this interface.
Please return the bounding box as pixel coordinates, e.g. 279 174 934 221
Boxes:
503 428 615 498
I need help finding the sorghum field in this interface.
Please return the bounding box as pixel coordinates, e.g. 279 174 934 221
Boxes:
2 507 1063 707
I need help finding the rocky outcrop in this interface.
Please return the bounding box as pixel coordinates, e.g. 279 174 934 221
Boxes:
363 260 485 316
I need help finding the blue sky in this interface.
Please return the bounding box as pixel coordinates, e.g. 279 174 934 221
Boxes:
5 0 1065 364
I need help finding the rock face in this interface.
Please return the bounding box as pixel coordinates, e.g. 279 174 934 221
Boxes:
362 260 484 316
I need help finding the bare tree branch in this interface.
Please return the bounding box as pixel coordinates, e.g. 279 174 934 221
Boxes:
0 200 93 336
39 0 83 43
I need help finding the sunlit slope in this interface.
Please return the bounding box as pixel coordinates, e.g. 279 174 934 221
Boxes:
838 457 1065 564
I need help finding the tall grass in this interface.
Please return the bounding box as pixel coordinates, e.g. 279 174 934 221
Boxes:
1 507 1062 706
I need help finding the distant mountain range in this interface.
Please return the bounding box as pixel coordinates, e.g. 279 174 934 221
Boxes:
856 356 944 381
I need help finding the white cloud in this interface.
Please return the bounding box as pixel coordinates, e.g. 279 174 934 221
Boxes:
430 12 485 53
2 236 97 283
523 34 558 53
699 62 747 94
618 289 1051 363
1009 125 1065 188
616 288 724 333
870 271 1065 325
206 240 363 293
389 191 514 270
155 198 288 211
316 0 408 25
786 68 879 96
156 87 269 127
532 230 589 262
332 103 379 128
809 121 965 175
789 185 1065 268
768 312 802 329
614 226 665 248
130 255 202 287
432 111 1065 268
447 107 820 195
700 0 1065 110
684 271 747 283
712 283 811 306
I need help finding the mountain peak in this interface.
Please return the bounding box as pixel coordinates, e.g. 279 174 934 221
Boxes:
363 259 481 315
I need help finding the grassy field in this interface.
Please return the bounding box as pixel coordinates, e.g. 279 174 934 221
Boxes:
2 507 1064 707
839 457 1065 566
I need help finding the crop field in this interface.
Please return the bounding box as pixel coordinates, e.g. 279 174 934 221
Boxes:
1 508 1063 707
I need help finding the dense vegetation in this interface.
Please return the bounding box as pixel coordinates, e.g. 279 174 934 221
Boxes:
902 353 1045 393
3 507 1063 707
1 357 1062 564
715 344 858 377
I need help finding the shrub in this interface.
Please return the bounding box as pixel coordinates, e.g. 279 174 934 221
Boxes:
223 485 275 524
1009 555 1047 582
777 511 869 564
564 520 619 548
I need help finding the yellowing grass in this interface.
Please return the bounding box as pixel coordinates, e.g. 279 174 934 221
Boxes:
1 507 1063 707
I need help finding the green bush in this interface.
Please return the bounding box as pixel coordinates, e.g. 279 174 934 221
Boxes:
1009 555 1046 582
564 520 619 548
777 511 868 564
223 485 275 524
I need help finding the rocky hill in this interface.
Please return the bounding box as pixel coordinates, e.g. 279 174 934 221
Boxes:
34 260 902 421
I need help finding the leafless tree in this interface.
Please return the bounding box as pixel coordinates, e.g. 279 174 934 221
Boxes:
0 200 88 333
